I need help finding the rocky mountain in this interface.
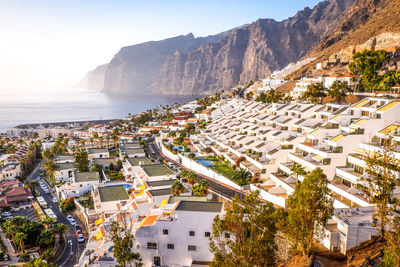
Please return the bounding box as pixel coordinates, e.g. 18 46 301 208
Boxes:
77 64 108 91
287 0 400 79
81 0 354 96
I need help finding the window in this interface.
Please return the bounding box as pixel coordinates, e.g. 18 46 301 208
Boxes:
188 245 197 251
167 243 174 249
154 256 161 266
147 242 157 249
204 232 211 237
224 232 231 238
189 231 195 236
163 229 168 235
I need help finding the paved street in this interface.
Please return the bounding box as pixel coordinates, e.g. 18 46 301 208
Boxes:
28 164 86 267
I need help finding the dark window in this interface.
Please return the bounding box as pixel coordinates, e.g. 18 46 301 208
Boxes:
225 232 231 238
167 243 174 249
204 232 211 237
147 242 157 249
188 245 197 251
163 229 168 235
189 231 195 236
154 256 161 266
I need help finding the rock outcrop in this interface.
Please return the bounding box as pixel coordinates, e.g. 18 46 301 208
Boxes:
78 64 108 91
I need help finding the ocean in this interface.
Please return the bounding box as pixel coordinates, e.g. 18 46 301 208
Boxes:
0 88 192 132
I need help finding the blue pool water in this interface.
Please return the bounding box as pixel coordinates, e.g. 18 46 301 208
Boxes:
104 184 132 189
197 159 214 167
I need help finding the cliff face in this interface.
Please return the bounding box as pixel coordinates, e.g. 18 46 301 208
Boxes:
103 32 232 95
78 64 108 91
150 0 354 96
84 0 354 96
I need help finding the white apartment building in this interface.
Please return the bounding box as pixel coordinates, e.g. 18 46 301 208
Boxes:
87 148 110 159
133 199 224 267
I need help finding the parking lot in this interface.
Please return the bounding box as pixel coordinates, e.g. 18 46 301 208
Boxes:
11 206 38 221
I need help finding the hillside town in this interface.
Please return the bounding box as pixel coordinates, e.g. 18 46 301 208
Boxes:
0 48 400 267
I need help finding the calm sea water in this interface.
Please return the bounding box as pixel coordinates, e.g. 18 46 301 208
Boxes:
0 88 192 132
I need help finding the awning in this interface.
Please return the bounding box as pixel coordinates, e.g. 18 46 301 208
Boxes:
95 218 103 225
160 198 168 208
312 155 324 161
139 184 147 190
96 232 103 240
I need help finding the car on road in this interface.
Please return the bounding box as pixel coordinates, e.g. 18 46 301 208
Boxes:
76 230 82 237
75 225 81 231
45 190 51 195
69 218 76 226
1 212 11 217
78 234 84 243
66 215 73 221
52 197 58 203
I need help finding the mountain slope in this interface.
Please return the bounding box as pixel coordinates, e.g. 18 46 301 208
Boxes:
288 0 400 79
81 0 354 96
150 0 354 96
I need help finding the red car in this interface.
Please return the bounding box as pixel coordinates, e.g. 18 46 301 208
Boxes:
75 230 82 237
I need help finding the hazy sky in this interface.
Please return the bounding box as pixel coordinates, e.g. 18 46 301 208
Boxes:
0 0 321 91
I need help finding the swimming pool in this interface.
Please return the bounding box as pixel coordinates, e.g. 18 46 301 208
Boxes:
197 159 214 167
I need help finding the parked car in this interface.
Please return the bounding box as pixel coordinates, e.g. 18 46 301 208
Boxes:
75 225 81 231
1 212 11 217
66 215 73 221
75 230 82 237
69 219 76 226
78 235 84 243
52 197 58 203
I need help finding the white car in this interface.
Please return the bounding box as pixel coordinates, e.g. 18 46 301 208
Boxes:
78 234 84 243
52 197 58 203
1 212 11 217
66 215 73 220
69 219 76 226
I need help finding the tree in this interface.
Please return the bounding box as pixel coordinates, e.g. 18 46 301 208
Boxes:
349 50 389 91
209 191 279 266
40 247 56 262
110 222 142 267
74 149 89 172
357 139 398 236
42 160 58 187
112 129 119 150
91 163 103 172
290 163 306 185
60 198 76 213
192 179 209 196
231 168 252 186
186 171 198 186
327 81 352 102
286 168 334 256
14 232 27 252
171 180 185 196
25 258 56 267
105 135 111 149
382 217 400 266
54 223 69 244
302 82 327 103
39 229 55 247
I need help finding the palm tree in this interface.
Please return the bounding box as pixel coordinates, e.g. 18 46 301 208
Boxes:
171 180 185 196
15 232 27 252
186 171 198 186
198 179 209 195
39 229 55 247
105 135 111 149
43 160 58 188
89 137 94 148
42 216 54 229
290 163 306 185
54 223 69 243
4 224 18 246
112 129 119 150
99 136 104 148
80 139 86 148
232 168 252 186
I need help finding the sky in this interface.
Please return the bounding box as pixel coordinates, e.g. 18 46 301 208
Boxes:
0 0 321 92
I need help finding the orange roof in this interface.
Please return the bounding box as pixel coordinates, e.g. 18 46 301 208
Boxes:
141 215 160 227
202 110 211 114
116 203 121 210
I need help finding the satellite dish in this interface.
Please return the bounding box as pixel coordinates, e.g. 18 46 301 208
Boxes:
207 194 213 201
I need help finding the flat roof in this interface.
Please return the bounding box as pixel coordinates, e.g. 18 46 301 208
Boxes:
127 157 152 166
74 172 99 183
146 179 176 187
87 148 109 154
148 188 172 197
175 201 223 213
141 164 174 177
98 185 130 202
56 163 75 171
123 148 145 154
168 196 208 204
92 158 116 166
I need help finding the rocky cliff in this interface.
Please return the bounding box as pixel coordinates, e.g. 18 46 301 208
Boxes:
82 0 354 96
78 64 108 91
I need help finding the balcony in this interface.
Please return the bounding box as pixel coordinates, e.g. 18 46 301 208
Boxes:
336 167 362 184
329 179 369 207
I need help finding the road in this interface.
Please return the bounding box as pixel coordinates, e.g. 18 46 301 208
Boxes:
28 164 86 267
149 139 246 201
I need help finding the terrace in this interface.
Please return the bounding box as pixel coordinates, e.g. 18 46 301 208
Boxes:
196 156 236 179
